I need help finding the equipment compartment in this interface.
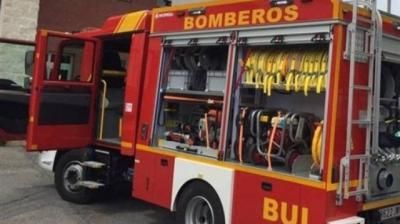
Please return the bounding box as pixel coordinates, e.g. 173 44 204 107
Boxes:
157 100 223 158
227 43 330 179
153 45 229 158
165 46 228 95
368 61 400 200
241 44 329 95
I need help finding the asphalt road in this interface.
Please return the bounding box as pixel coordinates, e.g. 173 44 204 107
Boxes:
0 145 175 224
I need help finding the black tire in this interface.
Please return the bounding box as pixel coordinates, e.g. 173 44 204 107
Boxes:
54 150 95 204
176 182 225 224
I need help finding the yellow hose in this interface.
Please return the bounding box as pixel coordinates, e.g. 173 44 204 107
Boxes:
246 51 260 85
245 51 254 84
277 52 286 83
311 122 323 166
255 70 263 89
316 127 323 165
263 74 269 94
257 51 269 88
304 75 312 96
316 75 325 94
273 51 284 84
286 72 294 91
294 74 301 92
267 75 274 96
243 48 328 95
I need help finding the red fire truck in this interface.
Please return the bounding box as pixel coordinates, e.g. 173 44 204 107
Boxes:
26 0 400 223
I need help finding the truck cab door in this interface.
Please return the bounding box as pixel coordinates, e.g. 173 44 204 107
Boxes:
27 30 102 151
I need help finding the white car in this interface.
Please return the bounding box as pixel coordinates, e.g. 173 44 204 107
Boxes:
38 150 57 171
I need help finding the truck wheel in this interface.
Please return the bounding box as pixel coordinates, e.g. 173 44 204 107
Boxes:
54 150 94 204
177 182 225 224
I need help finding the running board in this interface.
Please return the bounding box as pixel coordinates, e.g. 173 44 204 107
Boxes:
81 161 106 169
77 181 105 189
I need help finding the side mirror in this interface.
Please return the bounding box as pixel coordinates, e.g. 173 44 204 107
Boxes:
25 50 34 76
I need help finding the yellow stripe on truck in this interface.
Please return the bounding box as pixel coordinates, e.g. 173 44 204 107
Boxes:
121 141 133 148
114 11 147 33
363 196 400 211
136 144 326 190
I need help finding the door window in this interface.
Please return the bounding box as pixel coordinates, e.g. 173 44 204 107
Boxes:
44 37 95 82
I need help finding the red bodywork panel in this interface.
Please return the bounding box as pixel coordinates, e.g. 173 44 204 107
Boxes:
232 171 303 224
134 36 162 147
133 150 175 209
152 0 334 34
78 10 152 37
232 171 362 224
322 23 370 185
121 32 149 156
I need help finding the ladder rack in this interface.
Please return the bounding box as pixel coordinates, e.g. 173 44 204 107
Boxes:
337 0 383 205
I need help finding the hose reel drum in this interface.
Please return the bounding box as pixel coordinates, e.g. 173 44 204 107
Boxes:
236 107 321 173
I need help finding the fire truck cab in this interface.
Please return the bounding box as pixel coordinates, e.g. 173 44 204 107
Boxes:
26 0 400 223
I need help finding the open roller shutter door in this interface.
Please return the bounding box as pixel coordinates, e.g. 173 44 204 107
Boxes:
238 23 332 45
382 34 400 63
163 31 231 47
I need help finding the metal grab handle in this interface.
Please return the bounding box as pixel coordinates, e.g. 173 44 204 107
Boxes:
98 79 107 140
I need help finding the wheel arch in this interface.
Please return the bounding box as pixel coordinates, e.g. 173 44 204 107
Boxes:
172 178 215 211
170 158 235 224
53 148 92 171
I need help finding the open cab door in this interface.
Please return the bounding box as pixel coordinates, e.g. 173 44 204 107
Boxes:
27 30 101 151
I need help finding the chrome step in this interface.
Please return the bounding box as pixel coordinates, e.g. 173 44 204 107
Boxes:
82 161 106 169
77 181 105 189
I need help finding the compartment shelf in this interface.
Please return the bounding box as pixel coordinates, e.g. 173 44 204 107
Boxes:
165 89 224 97
158 139 219 158
241 83 326 93
163 94 224 105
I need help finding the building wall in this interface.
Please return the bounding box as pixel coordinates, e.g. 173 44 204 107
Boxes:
0 0 39 41
0 0 38 86
38 0 157 32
